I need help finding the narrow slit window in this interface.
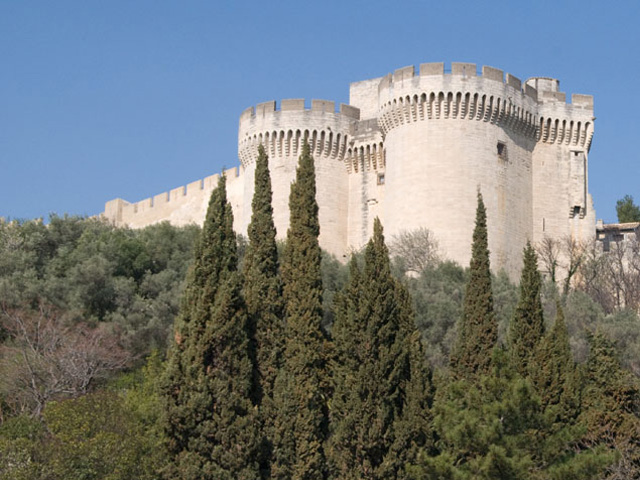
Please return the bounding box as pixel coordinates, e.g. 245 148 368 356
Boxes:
497 142 508 162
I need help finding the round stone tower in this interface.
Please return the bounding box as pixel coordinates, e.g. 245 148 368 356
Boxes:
237 99 360 258
376 63 540 274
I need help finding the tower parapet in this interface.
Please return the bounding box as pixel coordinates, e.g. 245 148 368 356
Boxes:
236 98 361 258
238 99 359 168
376 63 540 139
526 77 594 150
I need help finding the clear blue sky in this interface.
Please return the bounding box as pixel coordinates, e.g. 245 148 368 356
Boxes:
1 1 638 223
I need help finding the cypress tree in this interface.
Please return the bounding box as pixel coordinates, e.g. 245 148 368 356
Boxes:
509 242 545 377
329 258 364 380
242 144 284 477
391 284 434 471
272 141 327 480
450 191 497 379
161 175 260 480
530 304 579 422
417 346 609 479
581 331 639 429
329 218 432 479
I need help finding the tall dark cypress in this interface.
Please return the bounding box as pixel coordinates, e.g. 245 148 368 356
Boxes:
450 191 497 378
329 218 432 479
531 304 579 424
509 242 545 376
161 175 259 480
242 144 283 477
389 273 434 472
272 141 327 480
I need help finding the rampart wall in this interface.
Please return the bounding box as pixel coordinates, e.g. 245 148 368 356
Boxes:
104 166 246 233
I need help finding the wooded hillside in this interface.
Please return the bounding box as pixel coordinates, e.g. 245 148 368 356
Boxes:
1 149 639 479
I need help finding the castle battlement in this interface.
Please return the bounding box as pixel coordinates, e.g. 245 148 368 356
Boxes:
104 61 597 280
375 63 537 104
238 99 360 167
104 166 245 229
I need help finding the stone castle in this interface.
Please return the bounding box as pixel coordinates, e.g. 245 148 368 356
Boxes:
103 62 596 278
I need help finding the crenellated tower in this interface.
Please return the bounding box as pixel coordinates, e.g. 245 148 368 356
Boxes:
526 77 595 248
344 62 595 275
237 99 359 257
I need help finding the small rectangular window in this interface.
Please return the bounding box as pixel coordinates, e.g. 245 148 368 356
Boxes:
497 142 508 162
377 173 385 185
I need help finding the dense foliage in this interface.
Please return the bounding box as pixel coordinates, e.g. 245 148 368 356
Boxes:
0 215 198 356
329 219 432 478
1 159 640 478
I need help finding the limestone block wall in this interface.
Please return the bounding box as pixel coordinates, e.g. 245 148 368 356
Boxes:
349 77 383 120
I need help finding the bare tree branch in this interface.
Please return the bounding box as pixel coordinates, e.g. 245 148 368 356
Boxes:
0 303 131 416
536 236 561 284
390 228 441 275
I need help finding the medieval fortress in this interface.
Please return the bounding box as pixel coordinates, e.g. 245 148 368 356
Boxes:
103 62 596 278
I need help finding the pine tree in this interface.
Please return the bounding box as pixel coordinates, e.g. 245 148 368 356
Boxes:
242 144 284 477
414 351 539 480
450 191 497 379
328 218 432 479
615 194 640 223
579 331 640 476
272 141 327 480
161 175 260 480
509 242 545 377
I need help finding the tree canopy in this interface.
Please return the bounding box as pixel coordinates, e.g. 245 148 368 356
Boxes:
616 194 640 223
